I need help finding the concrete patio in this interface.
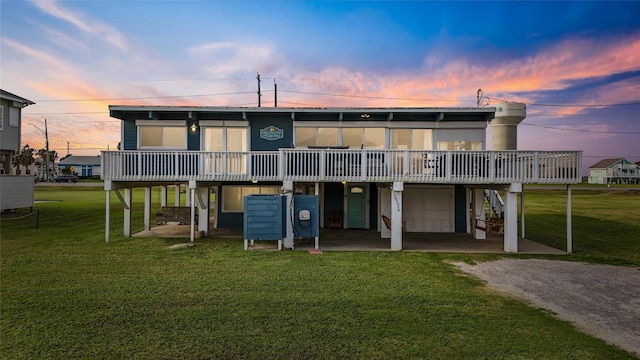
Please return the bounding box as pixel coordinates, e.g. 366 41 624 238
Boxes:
133 223 566 254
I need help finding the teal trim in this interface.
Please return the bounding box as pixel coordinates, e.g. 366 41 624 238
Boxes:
123 119 137 150
454 185 467 233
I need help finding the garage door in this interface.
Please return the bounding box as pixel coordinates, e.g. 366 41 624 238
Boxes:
403 187 453 232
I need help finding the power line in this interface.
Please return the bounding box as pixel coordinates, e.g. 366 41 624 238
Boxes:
33 91 255 102
280 89 467 103
486 96 640 107
521 123 640 134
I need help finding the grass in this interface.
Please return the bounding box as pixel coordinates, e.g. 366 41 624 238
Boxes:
521 190 640 266
1 187 638 359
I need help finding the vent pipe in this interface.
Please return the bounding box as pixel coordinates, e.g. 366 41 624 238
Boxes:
491 102 526 150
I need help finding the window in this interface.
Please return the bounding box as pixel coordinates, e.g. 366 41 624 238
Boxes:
203 127 247 151
139 126 186 148
317 127 338 146
391 129 432 150
222 186 280 212
295 127 386 148
9 107 19 127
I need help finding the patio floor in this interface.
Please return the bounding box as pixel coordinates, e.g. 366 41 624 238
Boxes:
133 223 566 254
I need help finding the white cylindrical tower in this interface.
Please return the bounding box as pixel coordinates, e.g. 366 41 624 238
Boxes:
491 102 526 150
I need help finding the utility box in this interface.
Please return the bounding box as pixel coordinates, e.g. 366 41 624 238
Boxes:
293 195 319 238
243 195 286 250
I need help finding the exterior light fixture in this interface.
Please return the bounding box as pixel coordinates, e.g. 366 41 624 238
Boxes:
190 122 198 132
360 113 370 119
252 180 258 184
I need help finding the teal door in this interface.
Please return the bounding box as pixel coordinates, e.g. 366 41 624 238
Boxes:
347 185 366 229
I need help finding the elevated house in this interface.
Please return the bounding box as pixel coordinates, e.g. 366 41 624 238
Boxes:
102 103 581 252
1 89 35 211
588 158 640 185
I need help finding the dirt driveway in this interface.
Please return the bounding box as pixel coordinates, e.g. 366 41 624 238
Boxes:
454 259 640 357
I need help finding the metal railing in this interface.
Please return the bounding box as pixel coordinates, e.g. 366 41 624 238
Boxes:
101 149 582 184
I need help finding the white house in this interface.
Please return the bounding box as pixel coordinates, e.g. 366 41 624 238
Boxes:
588 158 640 185
102 103 581 252
0 89 35 211
59 155 102 177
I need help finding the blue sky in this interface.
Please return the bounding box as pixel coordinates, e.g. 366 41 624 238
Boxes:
1 0 639 169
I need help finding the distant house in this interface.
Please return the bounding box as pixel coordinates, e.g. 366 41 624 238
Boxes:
1 89 35 211
588 158 640 185
58 155 101 177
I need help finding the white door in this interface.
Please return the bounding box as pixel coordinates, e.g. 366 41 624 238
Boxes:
403 187 453 232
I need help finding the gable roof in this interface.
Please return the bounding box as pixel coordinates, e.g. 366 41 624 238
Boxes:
0 89 35 107
59 155 101 166
589 158 630 169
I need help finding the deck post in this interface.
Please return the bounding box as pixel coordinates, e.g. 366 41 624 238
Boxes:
124 188 132 237
504 183 521 252
472 188 486 239
314 182 319 249
174 184 180 206
391 181 403 250
144 187 151 231
189 180 196 243
160 186 167 207
283 181 294 249
520 191 525 239
567 184 572 253
105 190 110 243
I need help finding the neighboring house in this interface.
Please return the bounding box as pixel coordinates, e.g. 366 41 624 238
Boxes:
588 158 640 185
0 89 35 211
102 103 581 252
59 155 101 177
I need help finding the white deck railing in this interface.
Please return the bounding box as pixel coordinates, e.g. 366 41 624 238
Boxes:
101 149 582 184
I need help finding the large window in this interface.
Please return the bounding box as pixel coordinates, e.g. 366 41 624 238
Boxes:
295 127 386 148
139 126 186 148
203 127 247 151
222 186 280 212
391 129 432 150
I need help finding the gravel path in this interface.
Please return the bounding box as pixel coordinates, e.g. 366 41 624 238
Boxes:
454 259 640 357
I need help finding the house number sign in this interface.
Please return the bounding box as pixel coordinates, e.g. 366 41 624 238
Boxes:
260 126 284 141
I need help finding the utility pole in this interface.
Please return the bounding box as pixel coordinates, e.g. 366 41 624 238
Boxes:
256 73 262 107
44 119 50 181
66 141 70 156
274 78 278 107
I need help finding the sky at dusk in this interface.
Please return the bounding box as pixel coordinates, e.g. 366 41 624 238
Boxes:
2 0 639 171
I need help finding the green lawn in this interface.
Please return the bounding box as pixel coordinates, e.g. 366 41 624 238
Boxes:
1 187 638 359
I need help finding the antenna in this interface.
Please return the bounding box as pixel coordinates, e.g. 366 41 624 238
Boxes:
274 78 278 108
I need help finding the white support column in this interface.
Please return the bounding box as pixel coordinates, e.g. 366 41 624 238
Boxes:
283 181 294 250
504 183 521 253
567 184 572 253
174 184 180 206
314 182 319 249
105 191 111 243
197 186 209 237
473 188 486 240
160 186 167 207
124 188 132 237
520 191 526 239
391 181 403 251
144 187 151 231
189 180 196 243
